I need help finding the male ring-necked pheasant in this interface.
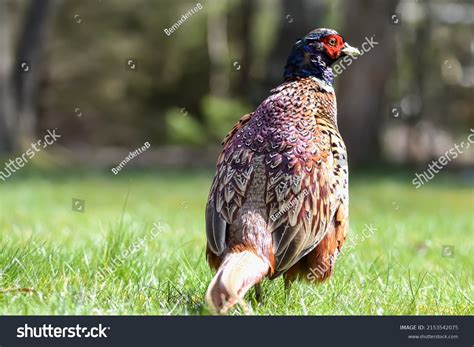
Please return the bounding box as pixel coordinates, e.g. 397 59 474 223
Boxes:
205 28 360 313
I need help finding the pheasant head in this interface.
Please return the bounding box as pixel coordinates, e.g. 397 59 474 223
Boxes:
283 28 360 85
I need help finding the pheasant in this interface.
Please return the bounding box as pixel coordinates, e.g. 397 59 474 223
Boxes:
205 28 360 314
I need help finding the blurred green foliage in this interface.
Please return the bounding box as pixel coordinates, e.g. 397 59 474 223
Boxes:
2 0 472 165
201 95 251 140
165 95 251 145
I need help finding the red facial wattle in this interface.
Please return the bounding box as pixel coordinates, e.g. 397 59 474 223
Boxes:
321 35 345 60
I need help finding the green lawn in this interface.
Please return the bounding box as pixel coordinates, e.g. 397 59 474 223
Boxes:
0 169 472 315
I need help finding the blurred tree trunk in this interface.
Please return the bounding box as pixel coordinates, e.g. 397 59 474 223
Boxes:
264 0 327 88
406 3 432 164
236 0 254 94
0 0 15 153
207 1 230 97
14 0 60 148
337 0 399 166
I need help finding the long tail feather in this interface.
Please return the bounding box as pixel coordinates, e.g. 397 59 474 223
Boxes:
205 250 269 314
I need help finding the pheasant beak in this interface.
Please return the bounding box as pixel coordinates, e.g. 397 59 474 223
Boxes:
341 43 361 57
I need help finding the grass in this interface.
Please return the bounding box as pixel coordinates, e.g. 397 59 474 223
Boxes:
0 169 472 315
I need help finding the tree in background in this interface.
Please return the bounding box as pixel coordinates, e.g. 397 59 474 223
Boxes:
0 0 471 168
0 0 60 153
337 0 399 165
0 0 15 152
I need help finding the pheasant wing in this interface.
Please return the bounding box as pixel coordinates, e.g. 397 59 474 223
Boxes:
206 113 254 256
266 127 333 278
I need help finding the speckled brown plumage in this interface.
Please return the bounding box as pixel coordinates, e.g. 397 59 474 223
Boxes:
206 76 348 274
205 28 359 313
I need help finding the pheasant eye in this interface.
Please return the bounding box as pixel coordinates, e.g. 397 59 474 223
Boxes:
328 38 337 46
